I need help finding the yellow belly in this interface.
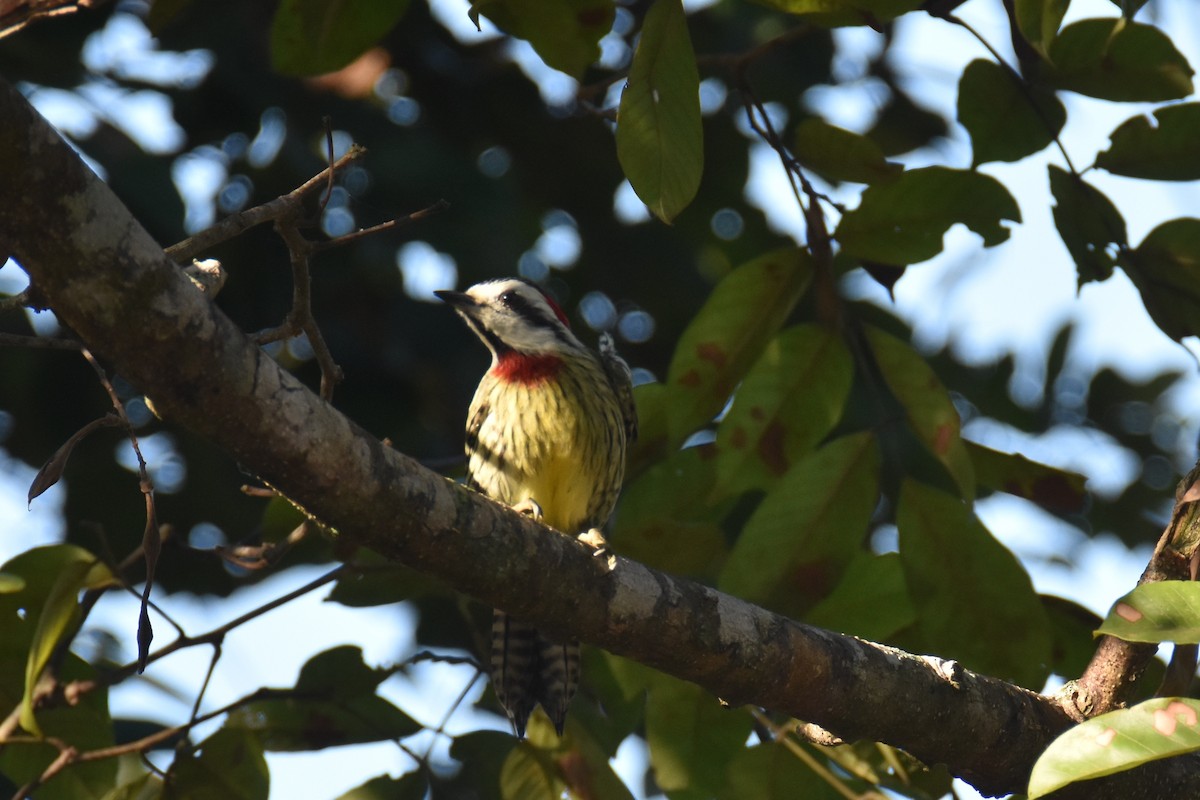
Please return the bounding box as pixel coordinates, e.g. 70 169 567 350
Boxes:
466 360 624 534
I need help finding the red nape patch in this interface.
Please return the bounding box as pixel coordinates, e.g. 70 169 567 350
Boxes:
539 292 571 328
493 352 564 384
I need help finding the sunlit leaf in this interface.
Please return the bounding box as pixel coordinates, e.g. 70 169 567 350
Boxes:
1124 217 1200 341
1046 18 1194 102
0 653 116 800
1096 581 1200 643
499 739 561 799
805 552 915 642
1048 164 1127 285
957 59 1065 166
898 480 1052 688
616 0 702 223
967 440 1087 514
665 249 813 446
0 573 24 594
1014 0 1069 54
469 0 614 79
170 728 269 800
835 167 1020 266
1028 698 1200 798
645 674 755 796
752 0 922 27
1096 103 1200 181
714 324 854 496
793 118 901 185
866 326 974 499
271 0 410 76
21 550 115 735
719 433 878 617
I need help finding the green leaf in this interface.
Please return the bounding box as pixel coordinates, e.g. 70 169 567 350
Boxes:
334 771 428 800
1014 0 1069 54
445 731 515 798
967 440 1087 514
1096 581 1200 643
328 549 438 607
271 0 411 76
665 248 814 446
0 653 116 800
469 0 614 79
957 59 1065 166
805 552 915 642
865 326 974 499
228 646 419 751
793 119 901 185
1048 164 1127 285
100 770 164 800
714 324 854 496
751 0 922 27
170 728 269 800
1124 218 1200 341
898 480 1052 688
1028 698 1200 798
645 674 754 797
499 740 560 799
0 573 23 593
835 166 1021 266
723 742 844 799
21 551 114 735
1046 18 1194 102
613 444 729 576
1096 103 1200 181
719 433 879 617
616 0 702 223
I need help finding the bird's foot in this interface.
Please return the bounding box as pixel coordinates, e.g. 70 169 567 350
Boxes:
511 497 544 523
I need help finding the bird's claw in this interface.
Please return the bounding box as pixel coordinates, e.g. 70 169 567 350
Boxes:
511 498 544 523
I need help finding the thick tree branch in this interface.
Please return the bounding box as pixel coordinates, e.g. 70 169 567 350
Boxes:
2 77 1197 799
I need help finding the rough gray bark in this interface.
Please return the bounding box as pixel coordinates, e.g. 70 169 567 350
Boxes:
1 76 1196 799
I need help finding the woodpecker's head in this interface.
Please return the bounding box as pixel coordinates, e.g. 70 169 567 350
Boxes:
435 278 582 359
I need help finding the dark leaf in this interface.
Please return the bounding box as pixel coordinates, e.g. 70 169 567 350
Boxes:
1095 103 1200 181
28 414 120 506
835 167 1020 266
1048 165 1127 285
1046 18 1194 102
957 58 1065 166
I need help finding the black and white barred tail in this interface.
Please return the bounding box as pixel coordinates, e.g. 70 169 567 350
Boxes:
491 610 580 737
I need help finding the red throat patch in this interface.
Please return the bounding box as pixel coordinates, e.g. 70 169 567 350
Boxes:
493 352 564 384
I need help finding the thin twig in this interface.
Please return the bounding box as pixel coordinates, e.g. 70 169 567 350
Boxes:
0 332 82 350
164 145 368 264
310 199 450 252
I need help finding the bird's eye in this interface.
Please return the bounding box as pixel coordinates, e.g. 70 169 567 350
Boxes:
499 290 517 306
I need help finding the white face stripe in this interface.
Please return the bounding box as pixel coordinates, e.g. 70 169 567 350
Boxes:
459 278 583 356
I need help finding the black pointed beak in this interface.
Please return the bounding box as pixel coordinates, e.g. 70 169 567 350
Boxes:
435 290 474 309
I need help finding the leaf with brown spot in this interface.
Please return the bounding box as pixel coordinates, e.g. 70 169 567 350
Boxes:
898 480 1051 689
866 326 975 499
719 432 879 619
967 441 1087 514
613 444 731 576
666 249 814 448
714 324 854 497
27 414 121 506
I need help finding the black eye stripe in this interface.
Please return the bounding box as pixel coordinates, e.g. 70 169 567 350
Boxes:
501 291 559 330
